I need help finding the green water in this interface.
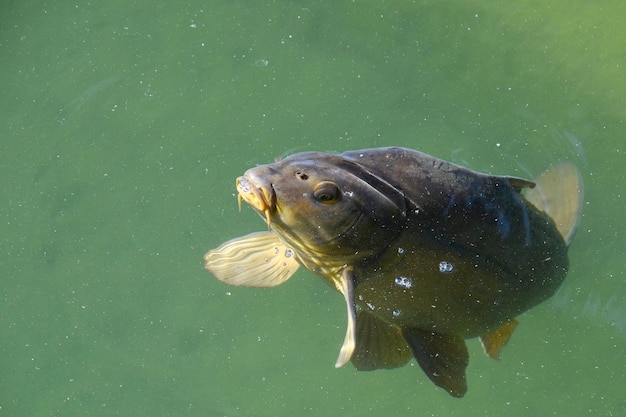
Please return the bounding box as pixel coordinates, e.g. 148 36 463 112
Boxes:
2 1 625 416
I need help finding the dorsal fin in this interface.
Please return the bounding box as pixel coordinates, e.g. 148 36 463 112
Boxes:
523 163 583 245
506 176 536 191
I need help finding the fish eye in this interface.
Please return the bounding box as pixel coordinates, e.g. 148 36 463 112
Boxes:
313 181 341 204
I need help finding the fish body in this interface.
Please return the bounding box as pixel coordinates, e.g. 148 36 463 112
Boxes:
205 147 583 397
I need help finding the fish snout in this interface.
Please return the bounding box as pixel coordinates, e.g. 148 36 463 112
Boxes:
236 176 275 227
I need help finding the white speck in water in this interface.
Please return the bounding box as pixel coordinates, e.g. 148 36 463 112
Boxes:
397 247 405 254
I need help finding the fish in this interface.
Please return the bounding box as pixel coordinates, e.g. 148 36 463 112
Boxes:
204 146 583 397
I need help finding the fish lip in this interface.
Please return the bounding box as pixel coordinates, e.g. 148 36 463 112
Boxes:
236 176 275 227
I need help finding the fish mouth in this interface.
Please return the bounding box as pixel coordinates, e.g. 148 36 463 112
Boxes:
236 176 275 227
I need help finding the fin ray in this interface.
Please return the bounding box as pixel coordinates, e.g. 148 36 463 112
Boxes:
204 231 299 287
335 269 357 368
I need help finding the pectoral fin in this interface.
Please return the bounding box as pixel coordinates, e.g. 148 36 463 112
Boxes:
480 318 519 359
335 268 357 368
204 231 299 287
351 310 412 370
401 328 469 398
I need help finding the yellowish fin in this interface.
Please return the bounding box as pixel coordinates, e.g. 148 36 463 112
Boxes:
479 318 519 360
524 163 583 245
335 269 358 368
204 231 299 287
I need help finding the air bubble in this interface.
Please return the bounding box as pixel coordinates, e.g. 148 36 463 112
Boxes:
394 276 413 289
392 309 402 317
439 261 454 273
397 247 405 254
284 249 294 258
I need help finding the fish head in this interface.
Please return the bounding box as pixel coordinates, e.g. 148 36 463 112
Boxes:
236 151 408 262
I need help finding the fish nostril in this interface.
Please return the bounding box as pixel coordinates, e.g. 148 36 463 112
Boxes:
295 171 309 181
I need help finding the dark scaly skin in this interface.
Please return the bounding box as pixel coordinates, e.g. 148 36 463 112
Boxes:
338 148 568 337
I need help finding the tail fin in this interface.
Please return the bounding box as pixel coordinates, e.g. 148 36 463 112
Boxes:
524 163 583 245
